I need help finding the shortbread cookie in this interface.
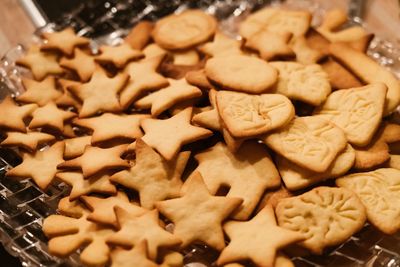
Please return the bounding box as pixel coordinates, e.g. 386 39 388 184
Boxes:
160 58 205 80
217 205 304 267
43 211 114 266
156 173 242 250
185 69 212 89
41 27 90 56
138 107 212 160
57 196 86 218
59 48 96 82
56 79 82 109
58 145 129 178
256 186 292 212
107 208 181 260
172 49 200 66
305 28 330 56
275 187 366 254
314 83 386 146
111 240 158 267
120 55 169 109
1 131 55 151
320 58 363 89
290 36 325 64
205 55 278 94
68 66 129 117
270 61 331 106
262 116 347 173
73 113 149 144
330 43 400 115
124 21 154 50
57 171 117 200
152 10 217 50
134 78 202 117
64 136 91 159
18 77 62 106
336 168 400 234
199 32 243 57
16 45 64 80
29 102 76 132
216 90 294 138
111 139 190 209
277 144 355 191
6 141 64 190
245 31 294 60
96 43 144 68
142 43 167 59
191 142 280 220
0 96 36 132
81 192 146 227
386 154 400 170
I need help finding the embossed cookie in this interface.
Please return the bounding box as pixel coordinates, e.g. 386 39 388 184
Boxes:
205 55 278 94
152 10 217 50
262 116 347 173
277 144 355 191
216 90 294 138
275 187 366 254
336 168 400 234
270 61 331 106
314 83 386 146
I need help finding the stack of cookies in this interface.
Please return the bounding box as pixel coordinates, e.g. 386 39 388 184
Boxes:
0 6 399 267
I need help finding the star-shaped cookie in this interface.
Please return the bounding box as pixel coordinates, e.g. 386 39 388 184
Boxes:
1 131 55 151
56 171 117 200
110 240 157 267
138 107 212 160
199 32 243 57
6 141 64 190
18 77 62 106
55 79 82 109
111 139 190 209
41 27 90 56
134 78 202 117
73 113 149 144
245 30 294 60
96 43 144 68
16 45 64 80
217 205 304 267
29 102 76 132
68 66 129 117
107 208 181 260
81 191 146 227
60 48 96 82
64 136 92 159
0 96 36 132
120 55 169 109
58 145 129 178
156 173 242 250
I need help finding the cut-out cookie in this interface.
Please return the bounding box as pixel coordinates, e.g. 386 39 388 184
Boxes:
41 27 90 56
0 96 37 132
59 48 96 82
314 83 386 146
111 139 190 209
124 21 154 50
156 173 242 250
320 58 363 90
290 36 325 65
29 102 76 132
152 10 217 50
192 142 280 220
217 205 304 267
262 116 347 173
275 186 366 254
1 131 55 151
6 141 64 190
277 144 355 191
95 43 144 68
56 79 82 109
205 55 278 94
64 136 92 159
18 77 62 106
245 31 294 60
270 61 331 106
110 240 158 267
199 32 243 57
216 90 294 138
336 168 400 234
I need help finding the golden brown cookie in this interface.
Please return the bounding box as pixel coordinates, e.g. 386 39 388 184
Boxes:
29 102 76 132
18 76 62 106
59 48 96 82
124 21 154 50
245 31 294 60
41 27 90 56
95 43 144 68
199 32 243 57
64 136 92 159
0 131 55 151
0 96 36 132
110 240 158 267
320 58 363 90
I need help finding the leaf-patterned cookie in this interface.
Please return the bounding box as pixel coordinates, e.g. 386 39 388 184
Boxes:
216 90 294 138
275 186 366 254
263 116 347 173
336 168 400 234
314 83 386 146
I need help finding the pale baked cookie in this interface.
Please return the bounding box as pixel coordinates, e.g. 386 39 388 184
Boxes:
0 131 55 151
270 61 331 106
275 187 366 254
199 32 243 57
18 77 62 106
386 154 400 170
190 142 281 220
185 69 212 89
172 49 200 66
245 31 294 60
152 10 217 50
95 43 144 68
205 55 278 94
59 48 96 82
336 168 400 234
290 36 325 64
277 144 355 191
314 83 387 146
63 136 91 159
216 90 294 138
29 102 76 132
56 78 82 109
0 96 37 132
110 240 158 267
262 116 347 173
41 27 90 56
